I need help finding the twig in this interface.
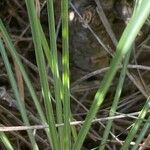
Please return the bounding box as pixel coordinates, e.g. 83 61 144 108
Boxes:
72 64 150 87
95 0 118 46
0 111 140 132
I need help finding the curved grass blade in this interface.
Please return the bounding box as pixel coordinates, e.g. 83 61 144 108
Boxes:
0 130 14 150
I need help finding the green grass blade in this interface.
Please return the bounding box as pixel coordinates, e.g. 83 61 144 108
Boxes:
61 0 71 149
38 17 78 146
72 1 150 150
121 96 150 149
46 0 63 149
0 131 14 150
99 47 132 150
132 115 150 150
38 23 52 69
24 0 60 149
0 39 38 150
0 19 52 145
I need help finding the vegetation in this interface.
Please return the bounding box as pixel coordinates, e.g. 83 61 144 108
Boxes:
0 0 150 149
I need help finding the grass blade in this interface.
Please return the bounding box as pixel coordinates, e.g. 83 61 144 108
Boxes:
0 39 38 149
0 19 53 144
72 1 150 149
99 47 132 150
46 0 63 149
61 0 71 149
121 96 150 149
0 130 13 150
132 115 150 150
24 0 59 149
